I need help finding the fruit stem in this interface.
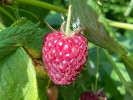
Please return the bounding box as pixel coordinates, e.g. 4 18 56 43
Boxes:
65 5 72 36
94 47 99 93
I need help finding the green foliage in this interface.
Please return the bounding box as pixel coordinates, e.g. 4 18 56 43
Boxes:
72 0 127 55
0 17 45 59
0 0 53 27
15 0 53 27
0 0 133 100
46 13 65 26
72 0 133 96
0 47 39 100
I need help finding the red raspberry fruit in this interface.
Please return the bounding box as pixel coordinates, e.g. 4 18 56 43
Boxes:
97 90 108 100
79 90 108 100
42 31 88 85
79 91 99 100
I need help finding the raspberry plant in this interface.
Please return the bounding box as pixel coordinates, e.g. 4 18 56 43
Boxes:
0 0 133 100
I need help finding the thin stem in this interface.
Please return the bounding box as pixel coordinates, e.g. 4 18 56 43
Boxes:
65 5 72 35
103 49 133 95
94 47 99 93
106 19 133 30
14 0 68 14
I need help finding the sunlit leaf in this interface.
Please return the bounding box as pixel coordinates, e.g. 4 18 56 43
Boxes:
0 47 39 100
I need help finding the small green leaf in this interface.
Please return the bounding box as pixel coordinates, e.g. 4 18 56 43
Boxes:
0 47 39 100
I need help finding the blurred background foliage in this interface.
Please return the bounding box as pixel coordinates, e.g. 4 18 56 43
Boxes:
0 0 133 100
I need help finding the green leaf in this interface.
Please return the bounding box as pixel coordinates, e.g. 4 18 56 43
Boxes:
117 35 133 52
0 17 45 59
124 91 133 100
71 0 127 55
119 31 133 83
122 56 133 82
46 13 65 26
103 49 133 95
109 62 131 83
58 84 77 100
72 0 133 95
0 47 39 100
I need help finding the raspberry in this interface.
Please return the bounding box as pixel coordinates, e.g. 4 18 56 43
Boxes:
97 90 108 100
42 31 88 85
79 91 99 100
79 90 108 100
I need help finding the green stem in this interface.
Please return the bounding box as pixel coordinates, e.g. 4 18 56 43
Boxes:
12 0 133 31
65 5 72 35
94 47 99 93
0 22 6 30
103 49 133 95
107 19 133 30
14 0 68 14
